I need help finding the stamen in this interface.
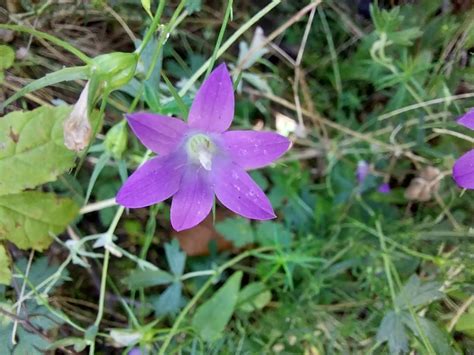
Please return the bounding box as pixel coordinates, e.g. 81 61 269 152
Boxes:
186 134 215 171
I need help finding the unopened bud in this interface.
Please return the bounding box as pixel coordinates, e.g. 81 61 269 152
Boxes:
104 121 128 159
64 81 91 152
90 52 138 91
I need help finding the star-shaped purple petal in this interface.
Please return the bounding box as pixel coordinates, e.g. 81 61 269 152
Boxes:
453 149 474 189
453 108 474 189
116 63 290 231
457 108 474 131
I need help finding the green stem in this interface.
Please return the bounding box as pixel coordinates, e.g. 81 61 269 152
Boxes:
145 0 188 81
375 220 398 311
94 248 111 329
205 0 234 78
178 0 281 96
137 0 167 55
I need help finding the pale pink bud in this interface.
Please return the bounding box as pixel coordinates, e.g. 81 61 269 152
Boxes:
63 81 91 152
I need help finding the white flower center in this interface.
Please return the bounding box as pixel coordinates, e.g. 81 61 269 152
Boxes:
186 134 216 171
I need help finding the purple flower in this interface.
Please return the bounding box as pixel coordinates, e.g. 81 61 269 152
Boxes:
116 64 290 231
377 183 391 194
356 160 370 184
128 348 142 355
453 108 474 189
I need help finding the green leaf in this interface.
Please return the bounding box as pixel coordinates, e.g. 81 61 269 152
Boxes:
152 282 183 316
0 66 89 111
0 244 11 285
47 337 87 352
395 275 443 309
13 326 50 355
402 314 455 355
186 0 202 14
123 269 174 290
0 45 14 70
215 217 254 247
455 312 474 337
164 239 186 276
237 282 271 313
141 0 152 17
161 71 189 119
255 221 292 247
16 257 69 293
0 191 79 251
0 105 77 195
376 311 409 355
192 271 242 342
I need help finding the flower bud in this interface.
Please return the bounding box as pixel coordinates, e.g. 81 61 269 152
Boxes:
64 81 91 152
104 121 128 159
90 52 138 91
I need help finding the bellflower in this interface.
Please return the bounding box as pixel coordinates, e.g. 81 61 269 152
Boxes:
452 108 474 189
116 64 290 231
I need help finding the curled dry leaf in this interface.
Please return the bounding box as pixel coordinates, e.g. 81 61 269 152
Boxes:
63 81 91 152
174 210 234 256
405 166 441 202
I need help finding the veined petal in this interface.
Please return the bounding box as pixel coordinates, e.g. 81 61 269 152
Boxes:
171 168 214 231
457 108 474 130
453 149 474 189
212 159 275 220
116 153 186 208
188 63 234 133
126 112 188 155
222 130 290 169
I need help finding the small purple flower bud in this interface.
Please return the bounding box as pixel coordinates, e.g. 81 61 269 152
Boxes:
378 183 391 194
453 108 474 189
128 348 142 355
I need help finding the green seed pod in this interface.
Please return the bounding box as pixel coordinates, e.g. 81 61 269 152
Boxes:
90 52 138 91
104 121 128 159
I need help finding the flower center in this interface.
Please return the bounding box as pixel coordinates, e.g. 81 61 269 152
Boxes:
185 134 216 171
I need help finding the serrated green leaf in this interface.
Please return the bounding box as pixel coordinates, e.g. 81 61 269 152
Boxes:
192 271 242 342
0 244 11 285
0 105 76 195
152 282 183 317
215 217 254 248
255 221 292 247
376 311 409 354
395 275 443 309
0 191 78 250
0 45 14 70
13 327 50 355
164 239 186 276
123 268 174 290
237 282 271 313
